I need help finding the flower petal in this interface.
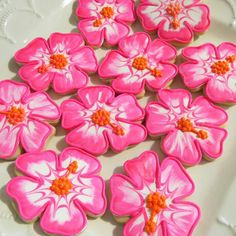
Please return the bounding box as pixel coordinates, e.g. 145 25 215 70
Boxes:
59 147 101 175
66 121 108 155
159 158 194 200
124 151 159 189
74 176 106 216
76 0 99 18
40 200 87 236
115 0 135 22
0 80 29 104
15 38 50 63
6 176 49 222
119 32 150 58
162 130 202 166
48 32 84 54
20 120 53 152
110 174 144 217
24 92 60 121
217 42 236 58
52 65 88 94
77 86 114 108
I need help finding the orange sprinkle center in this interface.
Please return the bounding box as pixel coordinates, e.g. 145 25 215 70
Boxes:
211 55 235 75
38 64 49 74
49 54 68 70
91 109 125 136
50 161 78 196
166 3 182 29
145 192 167 235
0 106 26 125
100 6 114 18
93 18 102 27
177 117 208 140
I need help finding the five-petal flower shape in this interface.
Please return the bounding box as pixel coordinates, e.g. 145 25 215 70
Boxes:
110 151 200 236
99 32 178 97
137 0 210 44
15 32 98 94
146 89 228 166
6 148 107 236
179 42 236 104
0 80 60 160
61 86 147 155
76 0 135 47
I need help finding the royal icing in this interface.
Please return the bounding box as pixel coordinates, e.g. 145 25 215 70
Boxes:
137 0 210 44
6 148 106 236
76 0 135 47
179 42 236 104
110 151 200 236
15 32 98 94
98 32 178 96
0 80 60 160
146 89 228 166
61 86 147 155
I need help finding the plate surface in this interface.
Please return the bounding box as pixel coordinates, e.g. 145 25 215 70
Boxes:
0 0 236 235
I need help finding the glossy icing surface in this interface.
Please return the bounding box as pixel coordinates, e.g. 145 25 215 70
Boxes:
0 80 60 159
180 42 236 104
61 85 147 155
6 148 107 236
15 32 98 94
99 32 178 95
146 89 228 166
76 0 135 47
137 0 210 44
110 151 200 236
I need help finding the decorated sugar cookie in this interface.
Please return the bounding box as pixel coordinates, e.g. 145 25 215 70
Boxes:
137 0 210 45
61 86 147 155
0 80 60 160
179 42 236 104
98 32 178 97
15 32 98 94
110 151 200 236
146 89 228 166
76 0 135 47
6 148 106 236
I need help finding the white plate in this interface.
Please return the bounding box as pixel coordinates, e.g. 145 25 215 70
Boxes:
0 0 236 235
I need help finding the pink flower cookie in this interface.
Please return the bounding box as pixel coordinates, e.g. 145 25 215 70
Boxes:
110 151 200 236
15 32 98 94
137 0 210 45
6 148 107 236
179 42 236 104
146 89 228 166
0 80 60 160
98 32 178 97
61 86 147 155
76 0 135 47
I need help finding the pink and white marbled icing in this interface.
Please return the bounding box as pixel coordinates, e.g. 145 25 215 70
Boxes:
15 32 98 94
76 0 135 47
180 42 236 104
110 151 200 236
0 80 60 160
137 0 210 44
99 32 178 96
6 148 107 236
146 89 228 166
61 86 147 155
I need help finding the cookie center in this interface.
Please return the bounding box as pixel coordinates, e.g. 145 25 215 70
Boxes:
145 192 167 234
177 117 208 140
166 3 182 29
100 6 114 18
0 106 26 125
49 54 68 69
91 109 125 136
50 161 78 196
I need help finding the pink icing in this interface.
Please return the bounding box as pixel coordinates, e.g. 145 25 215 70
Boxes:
179 42 236 104
6 148 107 236
146 89 228 166
98 32 178 95
110 151 200 236
61 85 147 155
15 32 98 94
76 0 135 47
137 0 210 44
0 80 60 160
